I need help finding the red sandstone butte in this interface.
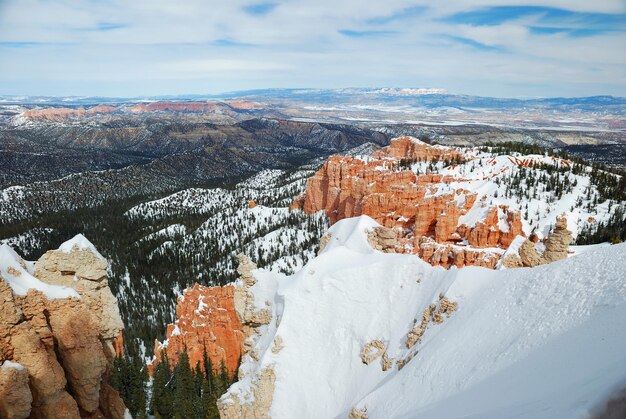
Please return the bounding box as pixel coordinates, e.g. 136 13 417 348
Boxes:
149 284 245 376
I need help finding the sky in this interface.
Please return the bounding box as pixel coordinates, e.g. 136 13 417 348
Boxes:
0 0 625 98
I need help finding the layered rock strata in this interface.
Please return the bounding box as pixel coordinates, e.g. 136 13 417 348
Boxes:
0 236 126 418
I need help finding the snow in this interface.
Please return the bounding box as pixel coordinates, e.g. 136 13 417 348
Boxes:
223 215 626 419
406 148 623 243
59 234 106 261
1 360 25 371
0 243 79 299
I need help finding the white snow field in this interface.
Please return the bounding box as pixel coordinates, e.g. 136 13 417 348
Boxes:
223 215 626 419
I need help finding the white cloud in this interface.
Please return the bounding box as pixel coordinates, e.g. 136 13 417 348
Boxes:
0 0 624 96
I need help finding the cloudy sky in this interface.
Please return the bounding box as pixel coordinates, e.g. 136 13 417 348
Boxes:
0 0 625 97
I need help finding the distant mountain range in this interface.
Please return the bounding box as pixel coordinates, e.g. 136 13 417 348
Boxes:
1 88 625 111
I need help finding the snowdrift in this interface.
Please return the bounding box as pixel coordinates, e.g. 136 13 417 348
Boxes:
221 216 626 419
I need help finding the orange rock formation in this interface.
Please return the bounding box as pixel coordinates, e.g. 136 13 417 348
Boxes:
292 136 525 268
150 284 245 377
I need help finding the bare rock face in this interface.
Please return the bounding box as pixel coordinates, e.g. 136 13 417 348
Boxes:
372 136 463 162
34 240 124 344
360 340 386 365
519 240 543 267
149 283 245 377
0 237 126 418
292 136 526 268
0 362 32 419
318 232 333 254
367 227 399 252
406 295 457 351
218 367 276 419
218 256 279 418
235 254 271 327
349 406 369 419
516 217 573 268
501 253 523 269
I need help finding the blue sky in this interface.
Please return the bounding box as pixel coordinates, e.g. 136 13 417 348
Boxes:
0 0 624 97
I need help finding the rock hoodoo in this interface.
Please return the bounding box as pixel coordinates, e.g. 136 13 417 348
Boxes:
149 283 245 377
0 236 126 419
292 136 572 268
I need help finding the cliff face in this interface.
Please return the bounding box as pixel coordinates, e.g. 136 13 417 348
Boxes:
150 283 246 377
292 136 530 268
218 255 276 419
0 235 126 419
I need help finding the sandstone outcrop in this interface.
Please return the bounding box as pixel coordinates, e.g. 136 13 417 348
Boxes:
218 256 278 417
34 236 124 353
234 254 271 328
360 340 393 372
149 283 245 377
510 216 573 268
367 227 398 253
349 406 369 419
0 237 126 418
371 136 462 162
406 295 457 350
0 362 32 419
291 136 576 269
360 340 386 365
519 239 543 268
318 232 333 254
542 216 573 263
218 367 276 419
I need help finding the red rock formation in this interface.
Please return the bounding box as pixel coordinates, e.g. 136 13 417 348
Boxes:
292 136 525 268
150 283 245 377
372 136 462 162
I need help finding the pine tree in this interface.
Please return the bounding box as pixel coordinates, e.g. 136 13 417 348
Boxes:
173 351 196 419
152 354 173 419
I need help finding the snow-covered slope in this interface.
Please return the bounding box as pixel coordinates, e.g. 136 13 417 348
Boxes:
221 216 626 419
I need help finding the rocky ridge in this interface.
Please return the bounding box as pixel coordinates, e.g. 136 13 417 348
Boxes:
0 236 126 419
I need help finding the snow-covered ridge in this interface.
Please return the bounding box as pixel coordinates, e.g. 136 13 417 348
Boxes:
221 215 626 419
